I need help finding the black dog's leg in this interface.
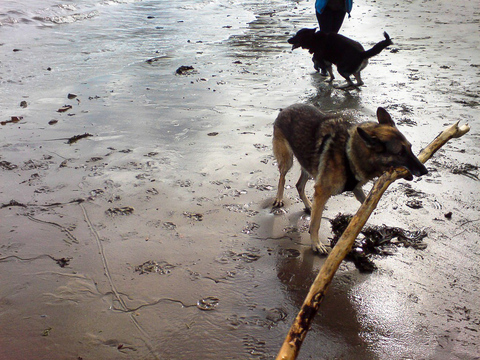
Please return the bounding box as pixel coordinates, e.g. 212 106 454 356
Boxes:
313 54 329 76
353 72 364 86
312 55 320 72
325 64 335 82
335 69 357 89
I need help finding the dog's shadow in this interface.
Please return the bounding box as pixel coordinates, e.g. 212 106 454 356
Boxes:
260 196 333 254
263 198 376 356
307 73 363 111
259 196 312 243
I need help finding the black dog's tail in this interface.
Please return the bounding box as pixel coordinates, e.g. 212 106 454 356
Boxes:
362 32 393 59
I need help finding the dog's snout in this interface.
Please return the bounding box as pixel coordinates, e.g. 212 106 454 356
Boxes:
410 158 428 177
400 152 428 179
415 163 428 176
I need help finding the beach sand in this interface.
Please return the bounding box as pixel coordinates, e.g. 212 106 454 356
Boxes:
0 0 479 359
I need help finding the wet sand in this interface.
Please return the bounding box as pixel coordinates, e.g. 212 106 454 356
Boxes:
1 0 479 359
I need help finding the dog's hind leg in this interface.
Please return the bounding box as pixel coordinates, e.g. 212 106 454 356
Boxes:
353 72 364 86
335 69 357 89
296 169 312 213
325 65 335 82
273 127 293 208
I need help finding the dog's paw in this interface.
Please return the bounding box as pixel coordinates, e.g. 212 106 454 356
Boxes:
272 199 284 208
311 243 331 256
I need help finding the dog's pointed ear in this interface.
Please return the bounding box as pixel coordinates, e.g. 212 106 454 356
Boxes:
376 107 396 127
357 127 384 151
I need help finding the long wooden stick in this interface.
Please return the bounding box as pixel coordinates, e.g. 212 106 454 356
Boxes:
276 121 470 360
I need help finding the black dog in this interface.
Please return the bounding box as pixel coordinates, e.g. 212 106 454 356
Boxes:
288 28 393 89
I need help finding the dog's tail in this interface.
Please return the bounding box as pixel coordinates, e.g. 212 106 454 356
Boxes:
362 32 393 59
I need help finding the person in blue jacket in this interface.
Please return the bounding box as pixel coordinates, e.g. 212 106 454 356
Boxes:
315 0 353 74
315 0 353 34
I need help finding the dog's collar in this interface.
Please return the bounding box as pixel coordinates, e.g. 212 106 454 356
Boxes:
344 151 360 192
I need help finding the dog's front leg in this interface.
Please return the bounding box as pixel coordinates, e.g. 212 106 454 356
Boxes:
353 186 366 203
309 184 331 255
312 56 320 72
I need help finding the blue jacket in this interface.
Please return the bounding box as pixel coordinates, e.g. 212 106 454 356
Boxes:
315 0 353 15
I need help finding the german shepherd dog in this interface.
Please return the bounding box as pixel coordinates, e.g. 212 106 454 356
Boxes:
288 28 393 89
272 104 428 254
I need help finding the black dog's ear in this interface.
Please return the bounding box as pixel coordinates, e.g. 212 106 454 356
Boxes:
376 107 396 127
357 127 384 152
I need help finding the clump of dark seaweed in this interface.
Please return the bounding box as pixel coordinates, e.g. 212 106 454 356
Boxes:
330 214 428 273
